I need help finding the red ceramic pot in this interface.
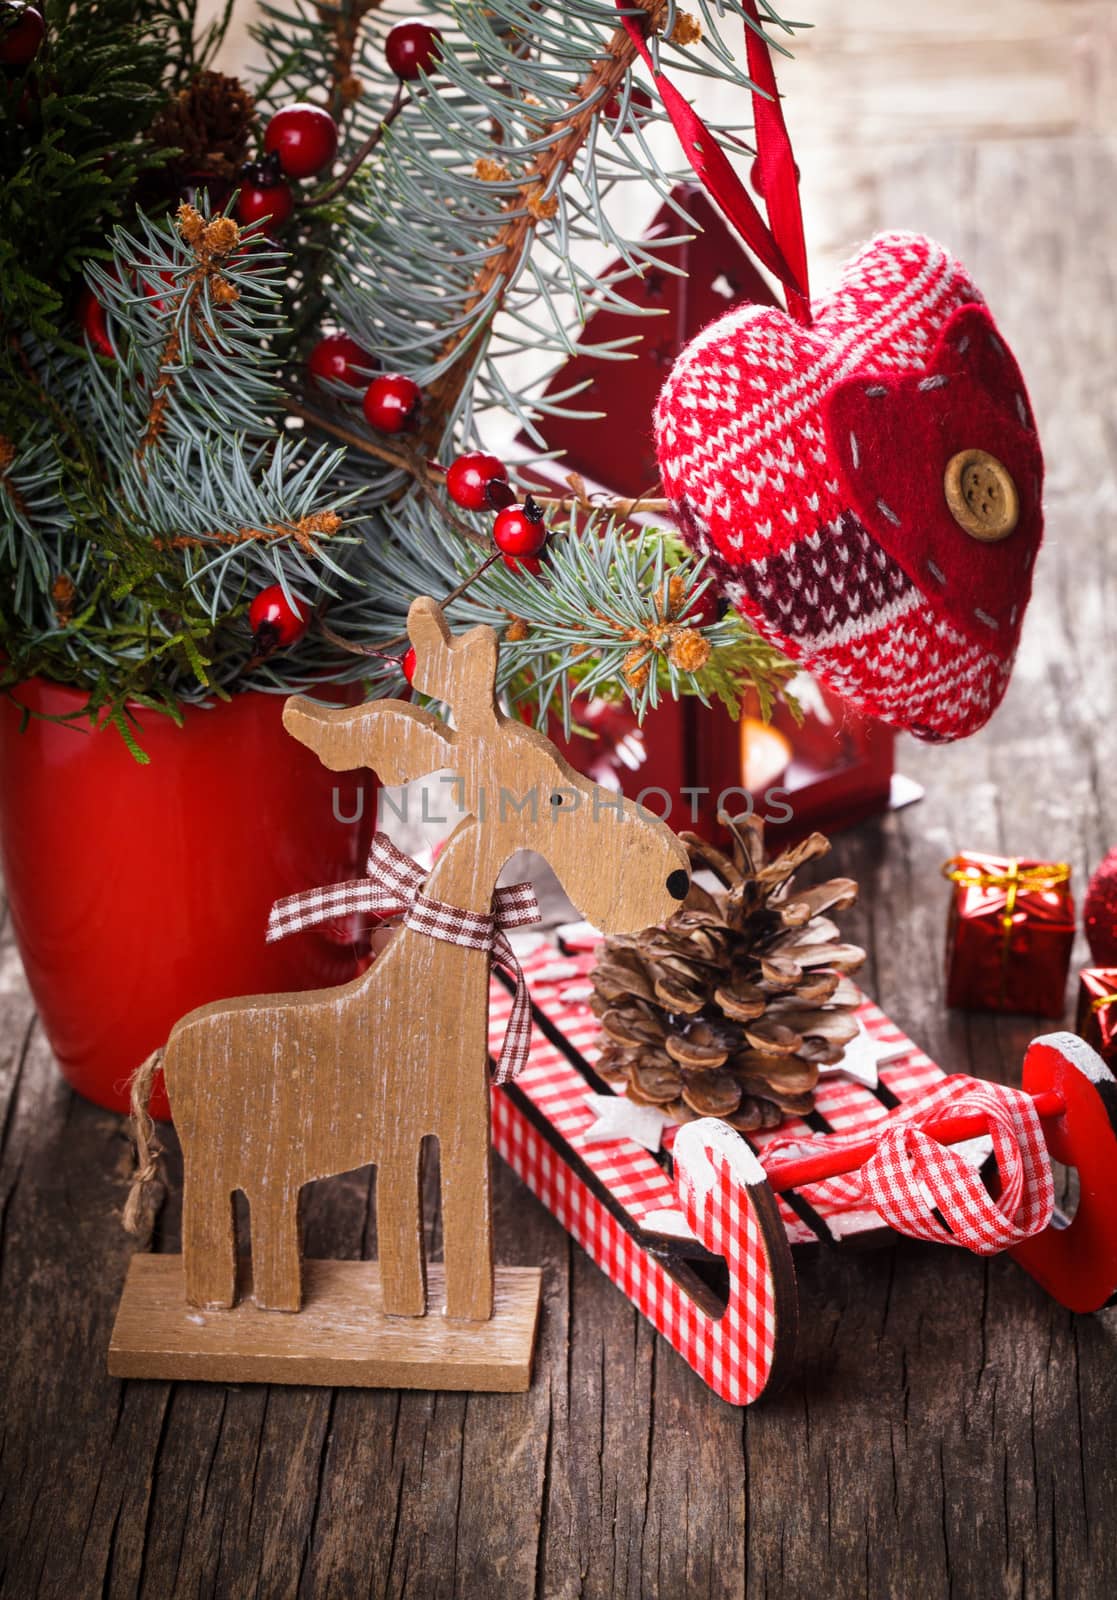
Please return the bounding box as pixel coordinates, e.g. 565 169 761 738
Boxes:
0 680 376 1118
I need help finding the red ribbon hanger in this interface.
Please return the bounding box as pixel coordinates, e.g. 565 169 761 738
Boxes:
613 0 812 324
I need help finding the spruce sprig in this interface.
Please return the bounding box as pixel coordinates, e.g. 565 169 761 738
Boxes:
1 0 808 756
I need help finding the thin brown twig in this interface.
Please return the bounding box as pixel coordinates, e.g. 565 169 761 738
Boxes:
529 493 670 515
137 322 186 458
318 0 389 120
422 461 671 521
315 610 397 658
153 511 343 554
297 83 408 208
138 208 244 460
315 551 502 657
286 400 492 549
440 549 501 610
624 478 669 519
287 398 420 475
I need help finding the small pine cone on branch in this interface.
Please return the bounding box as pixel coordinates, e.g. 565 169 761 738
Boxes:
589 814 865 1132
149 70 258 182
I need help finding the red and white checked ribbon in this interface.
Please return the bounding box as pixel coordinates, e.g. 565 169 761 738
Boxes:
762 1076 1054 1255
266 831 540 1083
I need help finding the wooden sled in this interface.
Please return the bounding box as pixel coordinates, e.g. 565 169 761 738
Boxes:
489 945 1117 1406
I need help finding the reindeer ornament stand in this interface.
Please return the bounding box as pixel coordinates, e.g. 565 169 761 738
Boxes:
109 598 691 1391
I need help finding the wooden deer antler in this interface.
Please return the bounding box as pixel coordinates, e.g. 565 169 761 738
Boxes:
407 597 499 734
282 696 453 786
283 597 501 779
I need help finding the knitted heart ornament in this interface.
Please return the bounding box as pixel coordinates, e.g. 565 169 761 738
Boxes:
653 232 1045 741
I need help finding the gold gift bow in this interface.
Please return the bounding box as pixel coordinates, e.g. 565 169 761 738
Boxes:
1091 993 1117 1013
941 857 1072 934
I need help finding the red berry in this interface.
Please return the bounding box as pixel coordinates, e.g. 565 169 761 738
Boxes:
385 21 442 81
749 156 800 197
237 178 294 230
308 333 376 390
501 553 543 576
401 646 417 684
602 85 654 126
678 585 719 628
362 373 421 434
249 584 308 652
445 451 508 511
493 502 547 558
76 285 114 360
0 5 44 68
139 266 177 314
264 103 338 180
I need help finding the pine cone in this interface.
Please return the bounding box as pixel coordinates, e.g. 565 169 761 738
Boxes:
149 71 258 183
590 814 865 1132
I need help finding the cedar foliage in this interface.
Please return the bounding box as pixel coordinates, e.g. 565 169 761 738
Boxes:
0 1 219 344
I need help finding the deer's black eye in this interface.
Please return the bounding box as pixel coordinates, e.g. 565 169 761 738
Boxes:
666 870 690 900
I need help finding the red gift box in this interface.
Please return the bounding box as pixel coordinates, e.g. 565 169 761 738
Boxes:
1075 968 1117 1067
943 853 1074 1018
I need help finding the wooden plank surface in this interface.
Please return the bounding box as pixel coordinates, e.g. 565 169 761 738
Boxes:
108 1259 542 1391
5 15 1117 1600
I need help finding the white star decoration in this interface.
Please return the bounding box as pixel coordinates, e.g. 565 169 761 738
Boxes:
580 1093 673 1153
820 1022 910 1089
639 1207 694 1239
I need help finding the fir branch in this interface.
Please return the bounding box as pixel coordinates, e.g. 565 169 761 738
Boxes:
0 0 188 341
421 0 671 443
317 0 390 120
152 510 343 554
0 437 30 522
2 0 809 743
136 206 245 460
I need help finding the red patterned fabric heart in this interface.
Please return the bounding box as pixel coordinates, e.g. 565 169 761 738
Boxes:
654 233 1045 741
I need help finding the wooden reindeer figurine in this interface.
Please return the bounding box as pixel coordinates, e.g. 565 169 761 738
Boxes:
111 597 689 1390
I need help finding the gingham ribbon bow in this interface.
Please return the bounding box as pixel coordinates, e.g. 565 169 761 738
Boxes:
764 1077 1054 1255
266 831 541 1083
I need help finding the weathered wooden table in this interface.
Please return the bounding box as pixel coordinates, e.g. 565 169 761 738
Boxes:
3 127 1117 1595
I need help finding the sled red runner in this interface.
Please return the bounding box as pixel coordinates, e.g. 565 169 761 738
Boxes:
489 941 1117 1406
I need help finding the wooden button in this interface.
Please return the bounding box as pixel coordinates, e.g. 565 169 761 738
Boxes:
944 449 1019 541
